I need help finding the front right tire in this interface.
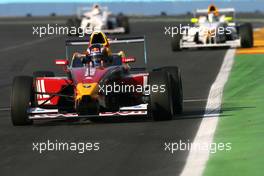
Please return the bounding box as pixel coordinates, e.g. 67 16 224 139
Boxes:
153 67 183 115
148 71 174 121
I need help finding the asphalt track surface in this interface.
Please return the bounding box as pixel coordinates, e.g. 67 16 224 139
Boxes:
0 21 227 176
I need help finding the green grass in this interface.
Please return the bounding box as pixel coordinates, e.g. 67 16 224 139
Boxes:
204 54 264 176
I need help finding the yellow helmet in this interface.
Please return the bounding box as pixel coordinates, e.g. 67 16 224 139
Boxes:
208 5 219 16
89 31 109 47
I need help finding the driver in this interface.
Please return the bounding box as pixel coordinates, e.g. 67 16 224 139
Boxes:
72 44 110 67
91 4 102 16
72 32 127 67
207 5 219 23
86 44 108 67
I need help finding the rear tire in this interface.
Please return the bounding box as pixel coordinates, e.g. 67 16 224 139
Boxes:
11 76 34 126
239 23 253 48
148 71 174 121
171 33 182 51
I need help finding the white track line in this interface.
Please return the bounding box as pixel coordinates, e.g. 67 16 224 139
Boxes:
0 36 59 53
180 48 236 176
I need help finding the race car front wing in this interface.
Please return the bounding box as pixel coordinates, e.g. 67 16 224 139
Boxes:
180 38 241 49
28 104 148 120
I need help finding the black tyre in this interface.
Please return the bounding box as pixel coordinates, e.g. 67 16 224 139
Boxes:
239 23 253 48
33 71 54 78
77 96 99 116
117 15 130 34
194 32 200 43
11 76 34 126
148 71 174 121
171 32 182 51
154 67 183 115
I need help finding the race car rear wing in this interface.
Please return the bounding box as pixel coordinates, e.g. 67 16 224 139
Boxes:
195 8 235 14
194 8 236 18
66 36 145 45
65 36 148 65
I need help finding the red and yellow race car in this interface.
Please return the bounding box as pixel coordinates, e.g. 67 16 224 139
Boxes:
10 31 183 125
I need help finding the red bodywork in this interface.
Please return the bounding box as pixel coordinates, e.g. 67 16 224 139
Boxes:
35 77 72 105
35 66 148 106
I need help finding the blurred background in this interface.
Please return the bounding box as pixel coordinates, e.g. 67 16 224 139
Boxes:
0 0 263 17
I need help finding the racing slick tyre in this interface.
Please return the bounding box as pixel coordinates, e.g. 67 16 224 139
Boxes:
239 23 253 48
33 71 55 78
154 67 183 115
148 71 174 121
77 96 99 116
171 33 182 51
117 15 130 34
11 76 34 126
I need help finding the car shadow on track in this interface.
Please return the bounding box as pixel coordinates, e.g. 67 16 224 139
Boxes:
178 106 256 120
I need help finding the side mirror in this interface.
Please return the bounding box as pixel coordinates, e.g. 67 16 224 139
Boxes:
191 18 198 23
122 57 136 63
55 59 69 66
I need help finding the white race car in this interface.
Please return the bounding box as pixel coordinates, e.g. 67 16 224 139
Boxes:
171 5 253 51
67 4 130 34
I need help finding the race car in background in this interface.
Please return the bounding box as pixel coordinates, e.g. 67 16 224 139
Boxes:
10 31 183 126
171 5 253 51
67 4 130 34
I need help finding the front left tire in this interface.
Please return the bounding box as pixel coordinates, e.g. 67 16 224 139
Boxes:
11 76 34 126
239 23 253 48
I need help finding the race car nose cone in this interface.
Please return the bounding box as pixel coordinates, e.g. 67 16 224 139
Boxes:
76 83 98 101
